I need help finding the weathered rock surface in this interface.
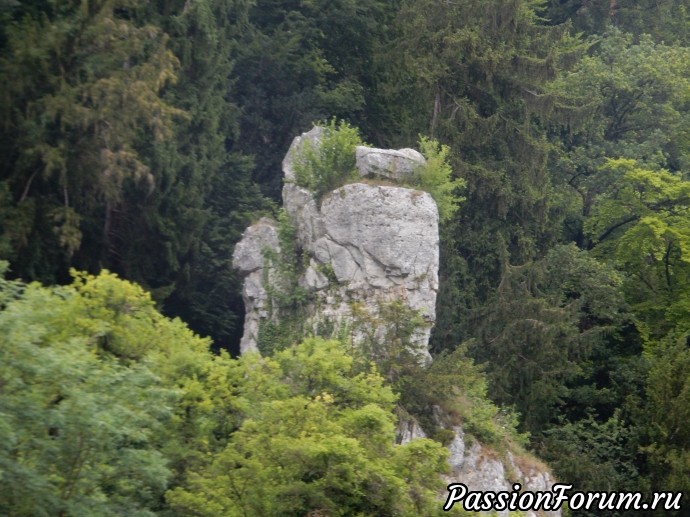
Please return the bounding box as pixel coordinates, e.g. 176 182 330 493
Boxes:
232 218 280 354
307 183 438 356
446 440 561 517
356 146 425 181
235 127 439 358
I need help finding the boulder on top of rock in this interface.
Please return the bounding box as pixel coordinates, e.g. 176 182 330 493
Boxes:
355 146 425 182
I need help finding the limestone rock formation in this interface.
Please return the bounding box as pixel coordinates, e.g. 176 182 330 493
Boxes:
235 126 439 358
233 126 560 515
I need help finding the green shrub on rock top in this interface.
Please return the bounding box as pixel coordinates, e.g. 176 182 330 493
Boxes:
292 120 464 221
292 118 365 199
412 136 466 223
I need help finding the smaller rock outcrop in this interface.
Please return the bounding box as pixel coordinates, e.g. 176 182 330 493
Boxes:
397 413 561 517
231 218 279 354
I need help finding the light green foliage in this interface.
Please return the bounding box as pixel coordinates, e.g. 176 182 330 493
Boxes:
167 337 450 517
585 159 690 339
411 137 466 222
550 30 690 245
0 273 174 515
0 270 457 517
292 118 364 199
0 268 252 515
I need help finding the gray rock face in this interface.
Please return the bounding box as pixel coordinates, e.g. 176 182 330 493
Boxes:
232 218 280 354
356 146 425 182
310 184 439 356
234 127 439 357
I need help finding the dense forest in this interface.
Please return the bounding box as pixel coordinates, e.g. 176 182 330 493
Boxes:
2 0 690 515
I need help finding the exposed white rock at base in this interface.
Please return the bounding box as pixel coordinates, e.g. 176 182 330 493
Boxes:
356 146 426 181
445 441 561 517
398 413 561 517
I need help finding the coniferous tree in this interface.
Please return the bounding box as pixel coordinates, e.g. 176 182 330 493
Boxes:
374 0 585 351
233 0 397 198
123 0 271 351
0 0 182 283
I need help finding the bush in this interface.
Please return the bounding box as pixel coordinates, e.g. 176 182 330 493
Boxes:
292 119 365 199
411 136 465 222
